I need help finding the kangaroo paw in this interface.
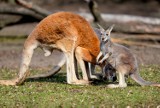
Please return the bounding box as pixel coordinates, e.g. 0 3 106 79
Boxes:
90 73 102 80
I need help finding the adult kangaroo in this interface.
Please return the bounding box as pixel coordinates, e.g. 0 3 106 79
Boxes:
0 12 101 86
27 28 106 81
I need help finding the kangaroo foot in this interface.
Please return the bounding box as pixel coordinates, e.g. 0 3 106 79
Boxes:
0 70 30 86
151 84 160 87
106 83 127 88
69 80 91 85
0 78 19 86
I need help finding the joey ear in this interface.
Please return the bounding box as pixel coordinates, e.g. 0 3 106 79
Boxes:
106 24 115 36
97 24 105 32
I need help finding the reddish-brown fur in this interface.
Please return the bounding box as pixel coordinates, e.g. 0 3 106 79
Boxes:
0 12 101 86
28 12 100 61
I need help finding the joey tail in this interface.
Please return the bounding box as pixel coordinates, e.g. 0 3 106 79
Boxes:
130 71 160 87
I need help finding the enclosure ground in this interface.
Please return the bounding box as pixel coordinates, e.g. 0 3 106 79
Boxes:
0 65 160 107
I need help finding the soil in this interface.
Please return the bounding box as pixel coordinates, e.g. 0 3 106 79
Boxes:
0 39 64 69
0 33 159 70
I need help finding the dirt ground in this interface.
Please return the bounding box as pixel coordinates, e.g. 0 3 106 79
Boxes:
0 0 160 69
0 33 159 70
0 39 64 69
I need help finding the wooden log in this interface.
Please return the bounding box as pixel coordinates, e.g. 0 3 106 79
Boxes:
80 13 160 34
0 8 44 20
84 0 160 34
111 38 160 49
102 14 160 25
120 34 160 41
1 0 160 35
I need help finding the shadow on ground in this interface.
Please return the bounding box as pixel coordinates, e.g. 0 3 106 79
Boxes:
25 73 137 87
25 73 67 84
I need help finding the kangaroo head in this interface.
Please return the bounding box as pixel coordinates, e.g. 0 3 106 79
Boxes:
97 24 114 42
97 24 114 56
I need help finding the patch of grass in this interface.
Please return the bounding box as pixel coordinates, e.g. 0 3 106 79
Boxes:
0 36 26 42
0 65 160 107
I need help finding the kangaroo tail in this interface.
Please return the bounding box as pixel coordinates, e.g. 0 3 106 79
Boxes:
130 70 160 87
27 66 61 79
27 53 66 79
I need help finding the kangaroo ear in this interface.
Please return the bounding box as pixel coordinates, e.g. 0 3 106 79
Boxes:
97 24 105 32
106 24 114 36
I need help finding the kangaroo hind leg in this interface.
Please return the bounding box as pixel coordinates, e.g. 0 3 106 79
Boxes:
0 39 38 86
75 47 89 81
107 67 127 88
65 51 79 84
75 47 96 84
65 47 89 85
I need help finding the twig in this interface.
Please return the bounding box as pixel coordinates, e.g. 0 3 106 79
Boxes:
15 0 51 17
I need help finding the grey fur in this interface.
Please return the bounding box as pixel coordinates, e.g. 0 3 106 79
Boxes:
97 25 160 88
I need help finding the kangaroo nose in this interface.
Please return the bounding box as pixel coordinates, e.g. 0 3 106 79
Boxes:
112 76 117 82
102 37 105 41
